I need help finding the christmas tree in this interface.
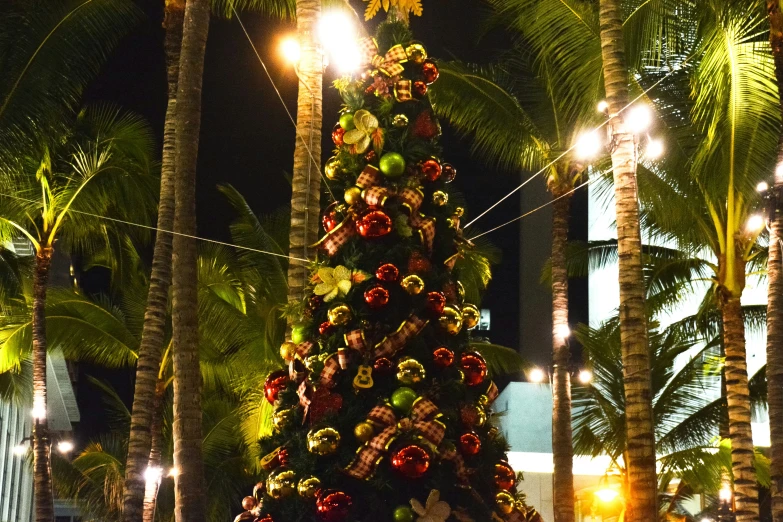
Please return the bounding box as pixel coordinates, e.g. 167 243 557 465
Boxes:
235 21 536 522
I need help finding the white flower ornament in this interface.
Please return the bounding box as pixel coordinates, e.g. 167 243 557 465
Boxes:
410 489 451 522
343 109 380 153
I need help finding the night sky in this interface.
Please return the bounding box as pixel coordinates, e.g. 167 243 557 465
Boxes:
76 0 588 439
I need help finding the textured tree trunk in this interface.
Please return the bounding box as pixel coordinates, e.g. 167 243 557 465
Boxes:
122 3 183 520
597 0 657 520
171 0 209 519
721 295 759 521
286 0 323 306
766 2 783 520
142 379 167 522
550 187 574 522
32 247 53 522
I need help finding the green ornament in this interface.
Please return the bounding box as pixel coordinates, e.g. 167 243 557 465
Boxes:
339 113 355 130
291 324 308 344
390 387 418 413
379 152 406 178
393 506 414 522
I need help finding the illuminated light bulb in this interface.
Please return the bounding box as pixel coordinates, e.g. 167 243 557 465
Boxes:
31 397 46 420
280 37 301 64
57 441 74 454
168 467 179 478
594 488 620 503
555 324 571 339
144 466 163 485
332 43 361 73
13 444 26 456
777 163 783 179
746 214 765 233
575 131 602 159
626 105 652 133
578 370 593 384
757 181 769 192
719 485 732 503
597 100 609 113
318 12 354 53
528 368 546 383
645 139 664 159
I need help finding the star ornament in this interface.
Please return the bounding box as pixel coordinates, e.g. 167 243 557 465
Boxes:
343 110 383 154
410 490 451 522
312 265 368 301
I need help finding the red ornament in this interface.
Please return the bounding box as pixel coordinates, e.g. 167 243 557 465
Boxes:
459 432 482 456
332 125 346 146
441 163 457 183
309 387 344 425
460 352 488 387
364 285 390 309
373 357 394 375
376 263 400 283
356 209 393 238
256 517 274 522
278 448 290 467
264 370 289 404
426 291 447 315
495 461 516 491
242 496 258 510
408 251 432 274
391 444 431 478
412 80 428 98
412 110 440 140
319 321 335 336
433 347 455 369
420 159 442 182
421 60 440 84
365 150 377 163
322 202 343 232
316 490 353 522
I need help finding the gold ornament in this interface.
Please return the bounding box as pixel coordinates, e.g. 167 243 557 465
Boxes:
344 186 362 205
432 191 448 206
280 341 297 362
457 281 465 301
354 421 375 443
304 355 321 371
454 207 465 218
324 156 341 180
477 394 490 408
405 43 428 63
396 358 426 386
272 408 295 431
401 274 425 295
496 491 515 515
307 427 341 455
267 469 297 498
328 304 352 326
393 114 409 127
446 217 457 229
297 476 322 498
439 306 463 335
462 304 480 330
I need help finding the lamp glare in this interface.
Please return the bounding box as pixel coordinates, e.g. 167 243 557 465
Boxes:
144 466 163 485
578 370 593 384
645 139 664 159
575 131 601 159
528 368 546 383
280 37 301 64
746 214 765 233
626 105 652 133
597 100 609 113
594 488 620 503
57 441 74 454
757 181 769 192
12 444 26 456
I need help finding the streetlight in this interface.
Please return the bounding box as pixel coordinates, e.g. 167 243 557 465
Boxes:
528 368 546 383
575 131 602 159
280 37 301 65
13 444 27 456
597 100 609 113
717 485 735 522
757 181 769 193
645 138 664 159
578 370 593 384
317 11 361 73
626 105 652 134
555 324 571 340
746 214 765 233
57 440 74 454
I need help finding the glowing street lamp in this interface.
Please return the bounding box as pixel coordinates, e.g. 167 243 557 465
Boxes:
528 368 546 383
578 370 593 384
645 138 664 159
746 214 765 233
57 441 74 454
597 100 609 113
757 181 769 193
317 12 361 73
575 131 602 159
13 444 27 456
626 105 652 134
31 396 46 421
280 37 301 65
555 324 571 339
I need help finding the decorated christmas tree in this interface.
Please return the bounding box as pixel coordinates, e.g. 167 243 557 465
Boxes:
235 21 537 522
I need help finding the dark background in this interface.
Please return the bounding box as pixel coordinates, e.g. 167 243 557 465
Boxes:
76 0 588 441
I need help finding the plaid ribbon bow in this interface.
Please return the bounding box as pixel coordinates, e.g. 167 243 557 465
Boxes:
345 397 445 479
358 38 408 77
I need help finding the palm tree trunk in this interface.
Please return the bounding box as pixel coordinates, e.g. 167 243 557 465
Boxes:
286 0 323 306
550 187 574 522
171 0 209 519
32 246 54 522
122 3 183 520
766 2 783 519
142 379 167 522
721 295 759 521
597 0 657 520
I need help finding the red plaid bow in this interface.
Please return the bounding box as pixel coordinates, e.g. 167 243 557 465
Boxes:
359 38 408 77
345 397 445 479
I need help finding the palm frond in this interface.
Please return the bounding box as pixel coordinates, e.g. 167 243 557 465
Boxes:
469 342 528 378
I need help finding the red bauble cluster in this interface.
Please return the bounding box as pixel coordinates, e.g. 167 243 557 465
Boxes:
421 60 440 84
319 321 335 336
433 347 455 368
460 352 488 387
322 202 342 232
332 125 345 147
390 444 431 479
256 516 274 522
441 163 457 183
459 432 482 456
278 448 290 467
316 490 353 522
412 80 428 98
425 291 446 315
376 263 400 282
356 209 393 238
365 285 390 309
373 357 393 375
494 461 516 491
420 159 442 182
264 370 289 404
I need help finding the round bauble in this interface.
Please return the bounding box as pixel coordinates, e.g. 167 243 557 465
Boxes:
412 81 428 98
324 156 341 180
393 506 415 522
379 152 407 178
421 60 440 84
391 386 418 413
364 285 390 309
339 113 355 130
496 491 515 515
278 448 290 467
297 476 322 498
477 394 491 408
419 159 442 182
272 407 295 431
390 444 430 479
495 461 517 491
354 421 375 443
441 163 457 183
460 352 488 387
406 43 428 63
401 274 425 295
319 321 335 336
307 427 341 455
433 347 455 368
462 304 480 330
425 291 446 315
459 431 482 456
373 357 393 375
279 341 297 362
454 206 465 218
432 191 448 206
396 358 426 386
291 324 308 344
322 203 342 233
332 125 346 147
376 263 400 283
439 306 463 335
327 304 352 326
356 209 393 238
316 489 353 522
267 469 297 498
242 496 258 511
343 186 362 206
460 404 487 427
253 481 265 501
392 114 409 127
264 370 289 404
